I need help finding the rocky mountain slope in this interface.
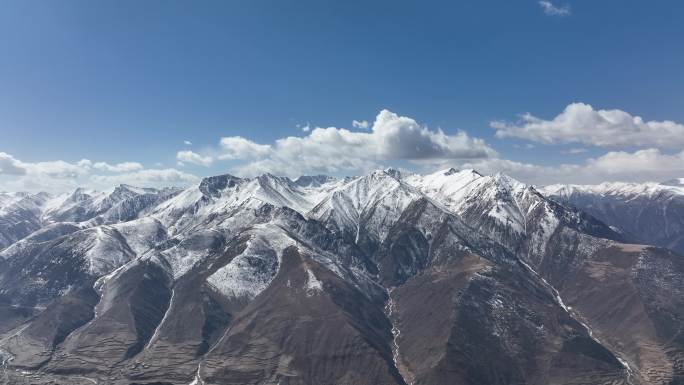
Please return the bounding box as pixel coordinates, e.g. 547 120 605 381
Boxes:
1 169 683 384
542 180 684 255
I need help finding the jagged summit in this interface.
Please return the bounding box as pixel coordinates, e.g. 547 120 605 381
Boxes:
382 167 403 179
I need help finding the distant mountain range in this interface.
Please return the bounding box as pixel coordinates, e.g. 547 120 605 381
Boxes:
1 168 683 385
542 179 684 254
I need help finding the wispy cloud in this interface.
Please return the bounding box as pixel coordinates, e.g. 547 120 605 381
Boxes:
299 123 311 132
93 161 144 173
0 152 198 192
563 148 588 154
176 150 214 167
539 1 571 16
352 120 369 129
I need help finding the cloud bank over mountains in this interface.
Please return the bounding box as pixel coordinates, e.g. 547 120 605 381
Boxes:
175 109 497 177
446 149 684 186
3 105 684 192
0 152 198 193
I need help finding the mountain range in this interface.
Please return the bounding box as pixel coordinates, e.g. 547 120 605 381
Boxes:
542 180 684 255
1 168 684 385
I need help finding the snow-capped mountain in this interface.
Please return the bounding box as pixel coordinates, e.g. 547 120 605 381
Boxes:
0 184 178 252
542 180 684 254
1 169 683 385
0 192 50 250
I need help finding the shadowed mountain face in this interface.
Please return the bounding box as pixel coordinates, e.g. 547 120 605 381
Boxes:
1 169 683 384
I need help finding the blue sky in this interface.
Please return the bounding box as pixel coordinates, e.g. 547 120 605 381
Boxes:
2 0 684 191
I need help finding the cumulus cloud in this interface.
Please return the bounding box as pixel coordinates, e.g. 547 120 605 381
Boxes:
184 140 192 145
176 150 214 167
352 120 369 129
492 103 684 148
539 1 571 16
217 109 496 177
219 136 273 160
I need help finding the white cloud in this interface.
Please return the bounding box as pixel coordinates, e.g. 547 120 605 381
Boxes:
219 136 273 160
352 120 369 129
218 109 496 177
90 168 200 188
176 150 214 167
0 152 27 175
585 149 684 178
563 148 588 154
492 103 684 148
24 159 92 178
0 152 199 193
93 161 144 172
299 124 311 132
184 140 192 145
539 1 571 16
373 110 495 159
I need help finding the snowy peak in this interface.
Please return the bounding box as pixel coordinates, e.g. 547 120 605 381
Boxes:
252 173 313 212
111 184 160 197
40 183 175 226
198 173 243 198
404 168 484 198
308 168 422 244
491 172 527 193
194 172 314 212
0 191 49 212
382 167 403 180
444 167 459 175
306 167 541 246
